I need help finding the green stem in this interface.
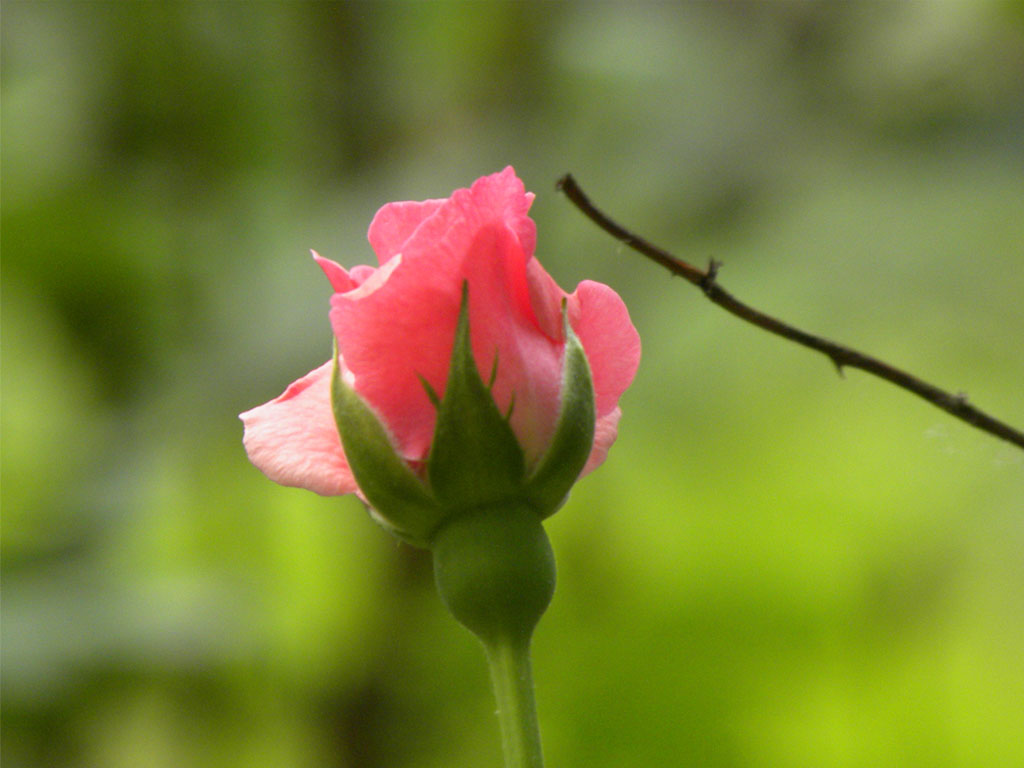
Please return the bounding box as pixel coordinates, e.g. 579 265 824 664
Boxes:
430 506 555 767
483 632 545 768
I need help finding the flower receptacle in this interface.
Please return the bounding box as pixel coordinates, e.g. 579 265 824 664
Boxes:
431 504 555 644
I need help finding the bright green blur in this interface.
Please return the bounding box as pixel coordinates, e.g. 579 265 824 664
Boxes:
3 3 1023 768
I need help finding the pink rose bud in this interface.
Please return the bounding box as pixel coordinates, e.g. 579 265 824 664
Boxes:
241 168 640 542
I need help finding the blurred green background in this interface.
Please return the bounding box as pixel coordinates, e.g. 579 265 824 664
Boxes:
3 2 1023 767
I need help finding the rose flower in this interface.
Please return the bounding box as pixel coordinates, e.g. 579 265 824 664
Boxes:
241 168 640 542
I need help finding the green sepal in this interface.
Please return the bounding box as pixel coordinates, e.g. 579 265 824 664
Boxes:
525 303 596 518
330 345 442 545
427 283 526 509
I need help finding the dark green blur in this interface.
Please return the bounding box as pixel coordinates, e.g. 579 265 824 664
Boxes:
3 3 1023 767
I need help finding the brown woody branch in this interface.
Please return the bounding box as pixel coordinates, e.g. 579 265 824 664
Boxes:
557 173 1024 452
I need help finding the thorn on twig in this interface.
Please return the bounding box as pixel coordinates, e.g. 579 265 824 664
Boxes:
829 356 847 378
700 259 721 296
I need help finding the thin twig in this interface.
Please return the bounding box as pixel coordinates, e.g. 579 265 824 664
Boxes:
557 173 1024 452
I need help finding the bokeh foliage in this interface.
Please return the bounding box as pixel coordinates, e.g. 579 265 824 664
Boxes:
3 3 1023 767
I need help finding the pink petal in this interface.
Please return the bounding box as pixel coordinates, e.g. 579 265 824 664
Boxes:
525 258 567 341
348 264 378 285
313 252 357 293
582 407 622 476
367 199 446 263
240 361 357 496
314 252 379 292
522 267 639 476
367 167 537 267
567 280 641 418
